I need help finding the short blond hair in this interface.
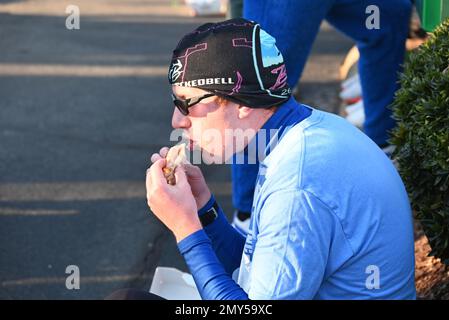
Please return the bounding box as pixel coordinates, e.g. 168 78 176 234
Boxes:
217 95 278 112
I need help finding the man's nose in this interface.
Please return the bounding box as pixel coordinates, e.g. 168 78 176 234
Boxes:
171 107 191 129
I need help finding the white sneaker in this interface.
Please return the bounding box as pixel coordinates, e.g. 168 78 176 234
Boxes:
339 76 362 102
345 100 365 128
381 144 396 158
381 144 399 169
231 210 251 237
341 74 360 90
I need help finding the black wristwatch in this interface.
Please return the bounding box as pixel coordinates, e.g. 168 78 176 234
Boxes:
199 201 219 227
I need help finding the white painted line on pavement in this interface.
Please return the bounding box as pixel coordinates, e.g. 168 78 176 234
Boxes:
2 273 152 287
0 181 231 202
0 207 79 216
0 64 167 77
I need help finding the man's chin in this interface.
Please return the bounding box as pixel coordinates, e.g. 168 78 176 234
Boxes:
197 147 234 165
189 142 241 165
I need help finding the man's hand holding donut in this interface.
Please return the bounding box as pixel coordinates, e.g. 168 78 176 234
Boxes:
146 147 212 242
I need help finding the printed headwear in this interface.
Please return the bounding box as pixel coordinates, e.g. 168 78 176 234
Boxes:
168 18 291 109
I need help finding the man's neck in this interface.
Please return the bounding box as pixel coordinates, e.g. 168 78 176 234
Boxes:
254 107 277 132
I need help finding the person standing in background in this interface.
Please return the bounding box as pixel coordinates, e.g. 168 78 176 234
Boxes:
231 0 413 234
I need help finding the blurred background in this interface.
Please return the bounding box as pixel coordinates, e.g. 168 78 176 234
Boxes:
1 0 389 299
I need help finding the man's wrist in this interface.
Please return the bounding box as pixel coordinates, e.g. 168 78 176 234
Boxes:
197 190 212 210
174 221 203 243
198 194 216 215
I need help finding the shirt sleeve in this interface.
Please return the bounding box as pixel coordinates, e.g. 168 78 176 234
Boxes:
247 189 337 299
178 229 249 300
198 195 246 275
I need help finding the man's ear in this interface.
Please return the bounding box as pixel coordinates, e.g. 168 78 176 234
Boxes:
237 106 253 119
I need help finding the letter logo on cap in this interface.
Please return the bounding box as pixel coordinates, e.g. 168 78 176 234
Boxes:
168 59 183 83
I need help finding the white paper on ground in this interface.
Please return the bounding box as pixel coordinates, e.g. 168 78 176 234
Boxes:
150 267 201 300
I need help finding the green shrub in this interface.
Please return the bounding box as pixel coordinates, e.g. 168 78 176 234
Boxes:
390 19 449 264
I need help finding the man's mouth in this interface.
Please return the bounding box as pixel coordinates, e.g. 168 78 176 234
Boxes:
182 132 200 151
181 132 194 151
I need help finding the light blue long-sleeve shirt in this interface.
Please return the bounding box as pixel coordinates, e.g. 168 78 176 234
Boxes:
179 98 416 299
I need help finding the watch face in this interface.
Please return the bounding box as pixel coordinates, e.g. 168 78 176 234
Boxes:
209 207 218 219
200 204 219 226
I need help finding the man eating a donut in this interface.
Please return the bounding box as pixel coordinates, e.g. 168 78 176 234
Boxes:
145 19 416 300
